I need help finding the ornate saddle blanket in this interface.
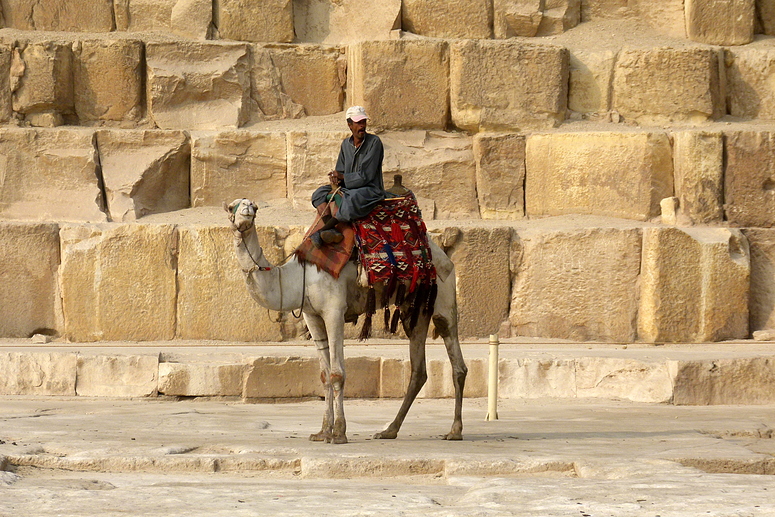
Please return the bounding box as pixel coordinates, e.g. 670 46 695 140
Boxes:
295 203 356 280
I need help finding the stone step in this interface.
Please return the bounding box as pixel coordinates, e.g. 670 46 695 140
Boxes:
1 340 774 404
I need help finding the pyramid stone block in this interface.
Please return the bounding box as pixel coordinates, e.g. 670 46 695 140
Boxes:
473 132 525 220
450 40 568 132
115 0 211 38
216 0 293 42
348 40 449 130
631 0 686 39
673 130 724 225
638 227 750 343
726 42 775 120
580 0 630 21
0 223 60 338
0 45 12 123
525 131 673 221
567 48 616 115
12 41 75 126
74 39 144 123
2 0 114 31
510 227 642 342
76 355 159 398
402 0 492 39
0 352 76 396
146 41 251 130
191 130 286 207
293 0 400 44
287 130 349 211
613 47 724 125
745 229 775 333
685 0 754 46
97 130 191 221
725 130 775 227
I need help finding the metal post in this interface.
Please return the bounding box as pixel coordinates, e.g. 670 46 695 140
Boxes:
485 334 499 421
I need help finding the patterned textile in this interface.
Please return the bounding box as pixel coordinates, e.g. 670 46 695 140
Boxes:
295 202 356 279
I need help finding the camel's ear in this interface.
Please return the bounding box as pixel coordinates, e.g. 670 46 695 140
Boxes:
225 199 241 213
250 201 258 212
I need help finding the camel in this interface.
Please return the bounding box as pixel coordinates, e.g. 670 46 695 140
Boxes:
226 198 467 444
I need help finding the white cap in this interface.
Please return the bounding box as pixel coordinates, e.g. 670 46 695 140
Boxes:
345 105 368 122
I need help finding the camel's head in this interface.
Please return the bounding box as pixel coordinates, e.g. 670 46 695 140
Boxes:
225 198 257 233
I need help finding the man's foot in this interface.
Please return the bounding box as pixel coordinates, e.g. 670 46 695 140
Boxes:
320 229 344 244
310 231 324 249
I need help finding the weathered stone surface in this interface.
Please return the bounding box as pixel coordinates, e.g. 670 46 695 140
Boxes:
243 357 321 398
630 0 686 39
726 42 775 120
348 40 449 130
759 0 775 35
13 41 75 125
0 352 76 396
286 130 349 211
382 131 477 219
510 227 642 342
685 0 754 46
575 358 673 403
744 229 775 333
59 224 178 342
0 128 105 222
74 40 143 123
724 131 775 227
380 358 408 398
293 0 400 43
176 225 286 342
0 45 13 123
216 0 293 42
0 223 59 338
673 358 775 405
344 357 380 398
473 133 525 220
402 0 492 38
420 358 486 398
537 0 581 36
76 355 159 397
450 40 568 132
567 48 616 115
494 0 543 37
191 131 286 207
612 47 724 125
499 358 577 399
170 0 212 39
525 131 673 221
251 44 344 121
158 362 246 397
1 0 114 31
97 130 191 222
672 130 724 225
580 0 630 21
115 0 211 38
639 227 750 343
146 42 251 130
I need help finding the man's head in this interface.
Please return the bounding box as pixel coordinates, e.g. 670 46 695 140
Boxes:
346 106 368 140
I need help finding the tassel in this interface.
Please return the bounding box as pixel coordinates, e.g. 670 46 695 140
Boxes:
365 287 376 316
395 283 406 307
409 283 427 331
424 282 438 316
384 307 391 330
390 307 401 334
358 314 372 341
382 274 397 308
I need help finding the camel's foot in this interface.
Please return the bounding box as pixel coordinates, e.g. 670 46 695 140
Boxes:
443 423 463 441
331 433 348 445
309 430 332 442
373 428 398 440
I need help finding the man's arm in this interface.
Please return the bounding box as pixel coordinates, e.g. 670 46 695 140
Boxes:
343 136 383 189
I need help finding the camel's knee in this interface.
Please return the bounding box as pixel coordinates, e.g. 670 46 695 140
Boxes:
330 372 345 391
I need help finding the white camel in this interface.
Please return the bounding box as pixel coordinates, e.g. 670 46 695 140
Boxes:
227 198 467 444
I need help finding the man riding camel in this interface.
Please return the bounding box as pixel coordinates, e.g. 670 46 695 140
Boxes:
310 106 386 248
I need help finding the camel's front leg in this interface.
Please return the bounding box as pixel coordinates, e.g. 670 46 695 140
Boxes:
304 312 333 442
324 310 347 444
434 314 467 441
373 314 431 440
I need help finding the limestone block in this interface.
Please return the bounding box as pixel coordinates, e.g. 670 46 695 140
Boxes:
726 42 775 120
494 0 543 38
630 0 686 39
1 0 114 31
744 229 775 332
0 128 105 222
510 227 642 342
536 0 581 36
170 0 213 39
443 228 512 339
419 358 486 398
76 355 159 397
673 358 775 405
158 362 246 397
146 42 251 130
672 131 724 225
638 227 750 343
191 131 285 207
567 48 616 115
251 44 344 120
525 131 673 221
580 0 630 21
73 40 143 123
498 358 577 399
724 131 775 227
13 41 75 125
294 0 400 44
343 357 380 398
348 40 449 130
759 0 775 35
176 225 286 341
402 0 492 39
473 133 525 220
59 224 178 342
0 45 13 123
612 47 724 125
243 357 321 398
381 131 478 219
287 130 350 211
575 358 673 403
685 0 754 46
0 352 76 396
380 358 408 398
450 40 569 132
216 0 293 43
0 223 59 338
96 130 190 222
115 0 211 38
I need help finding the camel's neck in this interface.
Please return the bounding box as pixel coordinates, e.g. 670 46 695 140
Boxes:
235 227 305 312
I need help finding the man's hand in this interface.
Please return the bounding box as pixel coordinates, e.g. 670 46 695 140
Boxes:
328 169 343 187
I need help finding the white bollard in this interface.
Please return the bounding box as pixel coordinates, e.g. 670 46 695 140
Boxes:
485 334 499 421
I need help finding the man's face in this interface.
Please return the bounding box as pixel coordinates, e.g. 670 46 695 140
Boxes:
348 118 367 140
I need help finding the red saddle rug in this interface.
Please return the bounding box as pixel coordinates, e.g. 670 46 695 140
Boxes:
295 203 356 280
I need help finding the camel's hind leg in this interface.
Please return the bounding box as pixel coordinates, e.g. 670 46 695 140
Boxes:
373 314 431 440
304 312 334 442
